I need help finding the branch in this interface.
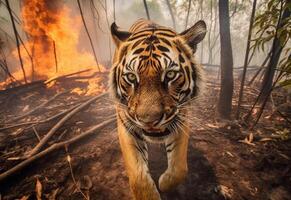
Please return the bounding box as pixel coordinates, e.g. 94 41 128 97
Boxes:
8 90 70 122
76 0 100 71
0 117 116 183
0 102 82 131
25 92 108 157
44 69 93 84
143 0 150 20
165 0 176 30
236 0 257 119
5 0 27 83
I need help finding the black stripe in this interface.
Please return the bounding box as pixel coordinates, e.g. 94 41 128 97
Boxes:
160 38 172 47
156 29 176 34
128 33 150 41
134 144 148 163
162 52 171 61
157 45 170 52
133 48 144 54
179 54 185 63
157 32 175 37
166 143 177 153
185 67 191 88
132 39 144 49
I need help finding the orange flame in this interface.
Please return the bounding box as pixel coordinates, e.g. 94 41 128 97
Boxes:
2 0 106 95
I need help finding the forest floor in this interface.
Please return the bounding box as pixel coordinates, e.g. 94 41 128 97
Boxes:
0 69 290 200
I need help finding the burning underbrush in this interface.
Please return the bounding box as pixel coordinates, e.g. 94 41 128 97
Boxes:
1 0 106 96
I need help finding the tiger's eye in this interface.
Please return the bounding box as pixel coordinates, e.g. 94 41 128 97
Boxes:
166 71 176 79
127 73 136 82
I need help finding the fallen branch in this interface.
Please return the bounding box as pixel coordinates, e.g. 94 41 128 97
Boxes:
0 117 116 183
25 92 108 157
45 69 93 85
0 80 45 96
0 69 97 97
8 90 70 122
0 102 83 131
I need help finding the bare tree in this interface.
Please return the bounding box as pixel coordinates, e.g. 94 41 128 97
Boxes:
236 0 257 119
165 0 176 30
217 0 234 119
77 0 100 71
207 0 213 64
185 0 192 29
5 0 27 83
143 0 150 20
113 0 116 21
199 0 204 63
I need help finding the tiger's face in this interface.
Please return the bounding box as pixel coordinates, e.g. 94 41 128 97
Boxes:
110 21 206 142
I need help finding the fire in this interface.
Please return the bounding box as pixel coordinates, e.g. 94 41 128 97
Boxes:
2 0 106 95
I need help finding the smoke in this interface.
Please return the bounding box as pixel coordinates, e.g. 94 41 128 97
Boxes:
0 0 270 83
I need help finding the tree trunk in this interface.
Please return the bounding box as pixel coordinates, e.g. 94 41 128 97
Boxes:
5 0 27 83
165 0 176 30
217 0 234 119
76 0 100 71
199 0 204 63
259 1 290 102
207 0 213 64
143 0 150 20
185 0 192 29
236 0 257 119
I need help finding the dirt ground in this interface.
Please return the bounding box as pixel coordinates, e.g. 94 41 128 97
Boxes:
0 70 290 200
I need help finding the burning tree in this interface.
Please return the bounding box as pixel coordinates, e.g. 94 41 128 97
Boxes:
0 0 105 95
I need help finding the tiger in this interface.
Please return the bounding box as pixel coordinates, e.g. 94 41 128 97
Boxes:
109 19 206 200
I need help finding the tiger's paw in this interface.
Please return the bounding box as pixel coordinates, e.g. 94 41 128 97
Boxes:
158 168 187 192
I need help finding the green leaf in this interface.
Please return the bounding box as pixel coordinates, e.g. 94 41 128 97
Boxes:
278 79 291 88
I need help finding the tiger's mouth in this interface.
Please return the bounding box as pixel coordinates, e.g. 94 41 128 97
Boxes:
142 128 171 137
120 111 179 140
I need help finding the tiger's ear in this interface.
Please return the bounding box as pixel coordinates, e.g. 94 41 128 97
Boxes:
179 20 207 52
111 22 131 47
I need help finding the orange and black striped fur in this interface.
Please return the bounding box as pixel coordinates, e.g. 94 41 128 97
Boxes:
110 19 206 200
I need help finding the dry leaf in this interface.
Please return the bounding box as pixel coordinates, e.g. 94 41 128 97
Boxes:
22 105 30 112
48 188 59 200
67 155 71 163
226 151 234 157
259 137 273 142
279 153 290 160
35 178 42 200
248 133 254 143
10 128 24 136
20 195 30 200
239 132 256 146
80 175 92 190
7 156 23 161
214 185 233 199
206 123 219 128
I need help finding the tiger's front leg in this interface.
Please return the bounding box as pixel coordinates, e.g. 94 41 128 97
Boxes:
117 118 161 200
159 127 189 192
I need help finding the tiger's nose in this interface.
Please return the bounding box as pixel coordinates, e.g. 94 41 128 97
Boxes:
137 112 163 126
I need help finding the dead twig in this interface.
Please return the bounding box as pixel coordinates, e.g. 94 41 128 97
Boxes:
5 0 27 83
65 150 89 200
32 126 41 142
0 102 82 131
44 69 93 85
76 0 100 71
0 117 116 183
25 92 108 157
8 90 70 122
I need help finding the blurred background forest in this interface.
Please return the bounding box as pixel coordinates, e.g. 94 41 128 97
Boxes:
0 0 290 199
